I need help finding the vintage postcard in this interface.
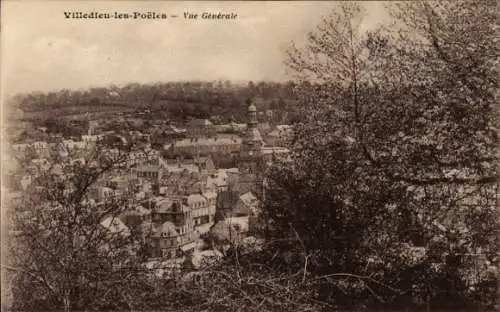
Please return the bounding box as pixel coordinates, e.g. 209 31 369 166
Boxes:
1 1 498 311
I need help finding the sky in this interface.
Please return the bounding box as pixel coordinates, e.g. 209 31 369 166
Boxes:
1 1 389 95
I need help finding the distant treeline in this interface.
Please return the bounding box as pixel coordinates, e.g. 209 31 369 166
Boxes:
9 81 300 124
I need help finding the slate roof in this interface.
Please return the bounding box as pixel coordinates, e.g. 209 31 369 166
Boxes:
100 217 130 237
154 221 178 237
188 119 213 127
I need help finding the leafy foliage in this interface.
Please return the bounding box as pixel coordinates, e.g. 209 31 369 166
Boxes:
4 2 498 311
263 1 498 310
9 81 299 125
4 141 155 311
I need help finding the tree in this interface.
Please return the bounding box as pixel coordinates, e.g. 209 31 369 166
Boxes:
4 140 156 311
263 1 498 309
379 1 499 307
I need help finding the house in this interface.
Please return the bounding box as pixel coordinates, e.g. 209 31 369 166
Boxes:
214 122 247 133
215 190 260 221
148 189 219 259
158 171 204 196
206 170 229 192
215 189 240 220
124 205 152 223
11 143 29 154
2 153 21 175
201 191 217 222
210 216 250 245
153 125 187 145
82 134 104 143
101 133 128 148
3 190 23 210
51 164 64 176
150 198 197 258
165 163 200 174
263 125 292 147
127 118 144 128
187 118 215 138
63 140 87 151
70 157 86 166
193 156 215 173
18 174 33 191
134 164 162 180
187 118 213 128
185 193 217 229
235 191 259 216
162 156 214 174
165 136 242 157
262 131 279 146
214 124 232 133
231 122 247 132
261 147 291 164
88 186 114 203
107 175 132 192
226 172 261 196
276 124 292 133
30 158 51 171
32 141 50 157
151 221 181 259
265 109 274 119
100 216 130 237
257 122 271 134
108 91 120 98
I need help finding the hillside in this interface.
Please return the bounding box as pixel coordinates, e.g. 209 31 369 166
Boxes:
7 81 299 124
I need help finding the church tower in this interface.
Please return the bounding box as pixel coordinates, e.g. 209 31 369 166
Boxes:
237 102 264 197
239 102 263 174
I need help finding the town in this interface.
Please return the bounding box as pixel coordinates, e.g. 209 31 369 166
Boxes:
4 98 292 274
3 1 497 311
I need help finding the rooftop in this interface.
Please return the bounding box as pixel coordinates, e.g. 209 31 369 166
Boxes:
100 217 130 237
134 165 161 172
239 191 258 206
155 198 174 213
171 137 242 147
132 205 151 216
202 191 218 199
188 119 213 127
153 221 178 237
261 147 290 154
186 194 207 205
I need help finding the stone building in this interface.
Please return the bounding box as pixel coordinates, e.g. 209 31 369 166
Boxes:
187 118 216 138
215 102 289 219
150 191 217 259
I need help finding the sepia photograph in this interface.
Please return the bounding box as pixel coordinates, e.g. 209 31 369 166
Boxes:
1 1 498 311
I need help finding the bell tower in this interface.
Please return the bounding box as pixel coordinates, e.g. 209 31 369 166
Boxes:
239 102 263 173
238 101 264 197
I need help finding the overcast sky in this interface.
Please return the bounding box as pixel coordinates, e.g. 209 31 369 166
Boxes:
1 1 388 95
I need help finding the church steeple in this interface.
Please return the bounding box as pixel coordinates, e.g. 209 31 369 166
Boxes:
237 100 265 199
248 103 257 128
242 101 263 148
